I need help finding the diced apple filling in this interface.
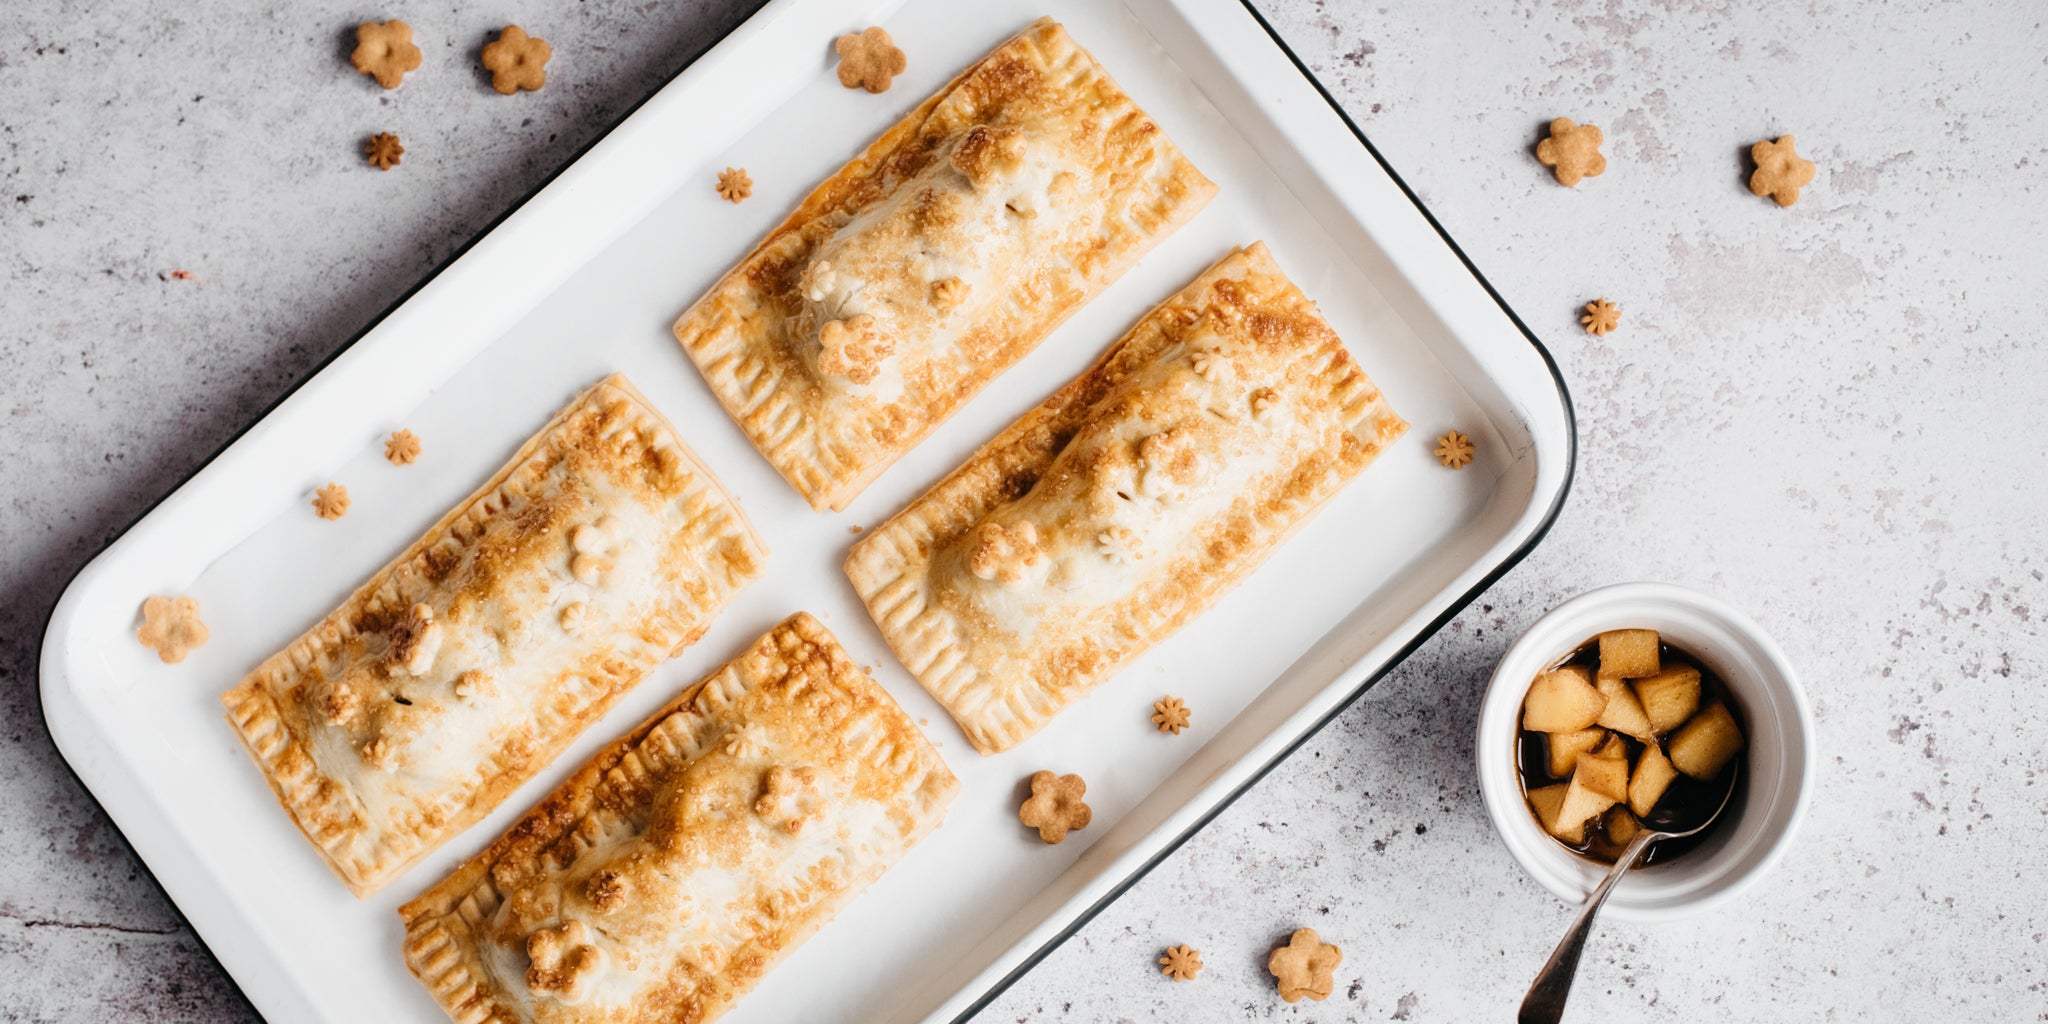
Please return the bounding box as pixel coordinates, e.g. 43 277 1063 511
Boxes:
1594 673 1658 742
1668 702 1745 779
1628 742 1679 817
1632 665 1701 734
1523 664 1607 733
1597 628 1661 678
1546 727 1608 778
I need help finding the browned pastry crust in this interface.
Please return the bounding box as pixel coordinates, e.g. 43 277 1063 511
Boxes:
847 243 1406 753
222 375 766 896
400 613 957 1024
673 18 1216 511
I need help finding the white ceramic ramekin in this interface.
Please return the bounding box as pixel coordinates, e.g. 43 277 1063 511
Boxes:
1476 582 1814 921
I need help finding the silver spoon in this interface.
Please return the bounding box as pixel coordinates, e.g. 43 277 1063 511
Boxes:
1517 766 1740 1024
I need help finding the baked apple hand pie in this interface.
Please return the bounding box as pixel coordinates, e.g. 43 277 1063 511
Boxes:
223 375 766 897
401 613 957 1024
673 17 1216 511
846 243 1408 754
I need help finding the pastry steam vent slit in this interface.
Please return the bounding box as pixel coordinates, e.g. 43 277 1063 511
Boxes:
673 18 1216 511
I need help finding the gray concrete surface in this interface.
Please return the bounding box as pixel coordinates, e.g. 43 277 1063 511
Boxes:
4 0 2044 1020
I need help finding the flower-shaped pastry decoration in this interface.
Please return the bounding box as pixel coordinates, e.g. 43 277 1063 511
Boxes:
1137 427 1206 500
585 869 627 913
482 25 551 95
454 670 495 701
1535 117 1607 187
569 518 617 586
388 603 443 675
1096 525 1143 566
319 681 362 726
1749 135 1816 207
754 764 821 835
1249 387 1280 421
931 276 969 311
1268 927 1343 1003
834 27 907 94
716 167 752 204
351 20 422 90
799 260 838 303
1434 430 1476 470
364 132 404 171
558 601 588 636
384 428 422 464
360 735 396 771
137 595 208 664
969 520 1048 587
818 313 893 385
1018 770 1091 844
724 722 769 760
1190 348 1230 383
525 919 604 1003
1580 298 1621 337
1152 696 1191 735
313 482 350 519
1160 944 1203 982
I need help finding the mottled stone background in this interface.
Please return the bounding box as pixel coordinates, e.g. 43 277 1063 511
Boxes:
3 0 2043 1020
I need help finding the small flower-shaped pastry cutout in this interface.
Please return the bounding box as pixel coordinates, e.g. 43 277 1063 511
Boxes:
1580 298 1621 337
1152 696 1191 735
482 25 551 95
1137 427 1207 500
800 260 838 302
569 518 617 585
1750 135 1816 207
453 670 494 701
931 276 969 311
754 764 821 834
384 428 421 464
364 132 404 171
313 482 350 519
1019 770 1091 844
526 919 604 1002
1250 387 1280 421
818 313 893 385
1160 944 1203 982
724 722 769 760
319 681 362 726
351 20 422 90
1097 525 1142 566
1535 117 1607 187
834 27 907 94
969 520 1047 587
716 167 752 203
137 595 208 663
586 869 627 913
1268 928 1343 1003
360 735 397 771
1434 430 1475 470
558 601 588 635
387 603 443 675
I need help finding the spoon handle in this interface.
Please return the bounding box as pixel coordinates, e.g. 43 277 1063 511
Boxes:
1517 828 1662 1024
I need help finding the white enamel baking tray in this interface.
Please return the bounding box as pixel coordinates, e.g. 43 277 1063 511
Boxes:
39 0 1573 1020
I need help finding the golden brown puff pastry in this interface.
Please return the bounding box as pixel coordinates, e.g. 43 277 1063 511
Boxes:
845 243 1408 754
222 375 767 897
400 612 958 1024
672 17 1216 512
